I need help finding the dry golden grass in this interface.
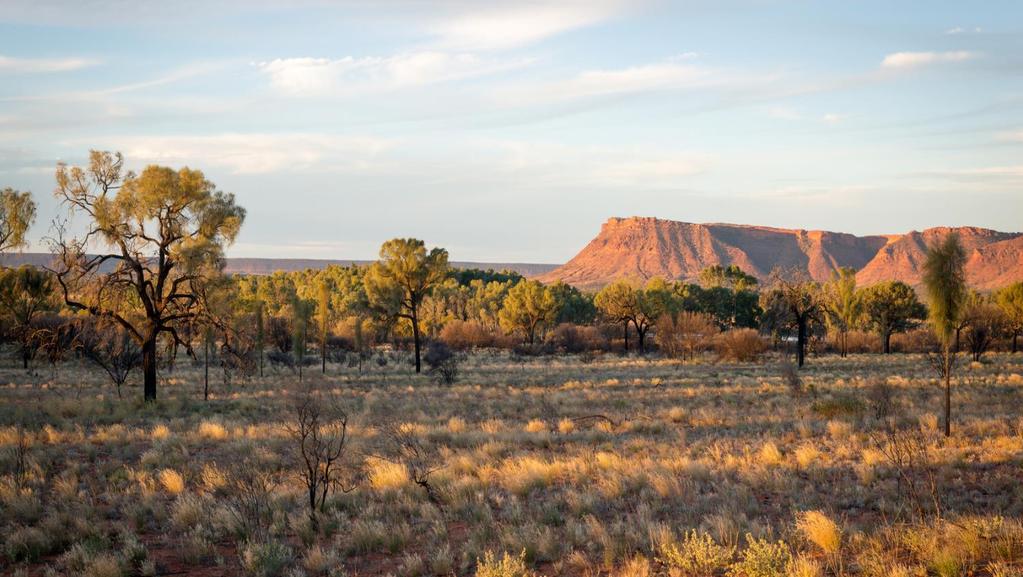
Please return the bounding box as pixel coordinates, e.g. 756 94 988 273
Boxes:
0 350 1021 576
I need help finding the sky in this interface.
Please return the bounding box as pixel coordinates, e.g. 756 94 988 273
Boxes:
1 0 1021 263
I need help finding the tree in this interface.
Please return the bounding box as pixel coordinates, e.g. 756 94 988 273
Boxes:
761 273 823 368
961 299 1005 362
50 150 245 401
860 281 926 354
595 280 637 351
0 187 36 253
292 296 313 381
498 279 560 344
698 265 758 292
822 267 862 357
318 279 331 373
0 266 56 369
79 319 143 399
995 282 1023 353
364 238 449 373
922 232 968 437
285 384 359 530
549 281 597 325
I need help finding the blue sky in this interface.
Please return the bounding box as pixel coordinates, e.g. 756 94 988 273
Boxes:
1 0 1021 263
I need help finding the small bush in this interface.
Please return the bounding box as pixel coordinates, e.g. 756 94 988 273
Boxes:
476 550 534 577
657 529 734 576
158 469 185 495
812 395 865 419
441 320 494 351
715 329 767 362
796 510 841 555
4 525 49 563
728 534 792 577
240 539 293 577
424 341 460 384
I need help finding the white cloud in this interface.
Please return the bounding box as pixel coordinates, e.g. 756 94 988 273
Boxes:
821 113 845 124
0 54 98 73
881 50 978 69
430 0 629 51
94 133 393 174
492 140 711 188
256 52 527 97
945 26 982 35
498 56 723 106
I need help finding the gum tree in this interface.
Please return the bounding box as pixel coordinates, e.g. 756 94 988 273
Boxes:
50 150 245 401
0 187 36 253
364 238 449 373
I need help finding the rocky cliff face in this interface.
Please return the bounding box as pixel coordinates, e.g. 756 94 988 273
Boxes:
537 217 1022 290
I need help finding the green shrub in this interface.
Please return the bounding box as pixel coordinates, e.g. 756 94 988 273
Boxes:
657 529 734 576
729 534 792 577
240 539 293 577
476 550 534 577
812 394 866 419
4 526 49 563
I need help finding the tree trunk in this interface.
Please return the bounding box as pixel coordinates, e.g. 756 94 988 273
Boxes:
203 335 209 401
1013 332 1018 354
623 321 629 352
883 331 892 354
412 309 422 373
944 356 952 437
796 318 807 368
143 332 158 402
636 323 646 353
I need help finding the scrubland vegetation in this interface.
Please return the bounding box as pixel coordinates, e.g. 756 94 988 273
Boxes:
1 152 1022 576
2 351 1022 577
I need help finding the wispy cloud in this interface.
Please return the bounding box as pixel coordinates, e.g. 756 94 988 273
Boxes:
497 54 726 106
0 54 98 73
492 140 711 188
87 133 394 174
430 0 629 51
256 52 528 97
881 50 978 69
945 26 982 35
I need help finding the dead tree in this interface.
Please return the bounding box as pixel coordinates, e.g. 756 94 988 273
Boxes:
284 385 360 530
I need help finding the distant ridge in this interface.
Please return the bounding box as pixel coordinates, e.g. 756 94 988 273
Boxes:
537 217 1023 290
0 254 560 278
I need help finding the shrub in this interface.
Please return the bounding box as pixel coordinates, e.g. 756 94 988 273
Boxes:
476 550 534 577
796 511 841 555
657 312 719 361
715 329 767 362
424 341 460 384
657 529 734 576
4 525 49 563
440 320 494 351
729 534 792 577
158 469 185 495
240 539 293 577
812 395 866 419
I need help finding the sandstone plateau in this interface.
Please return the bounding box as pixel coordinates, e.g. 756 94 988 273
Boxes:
537 217 1023 290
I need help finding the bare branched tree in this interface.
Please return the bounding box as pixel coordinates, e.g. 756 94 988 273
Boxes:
284 384 360 530
378 421 444 506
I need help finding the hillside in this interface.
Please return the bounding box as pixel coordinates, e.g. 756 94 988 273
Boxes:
537 217 1023 290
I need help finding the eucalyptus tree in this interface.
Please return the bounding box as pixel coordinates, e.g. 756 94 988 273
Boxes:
0 187 36 253
364 238 449 373
49 150 245 401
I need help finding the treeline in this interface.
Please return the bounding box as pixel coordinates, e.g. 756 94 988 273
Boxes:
2 151 1022 405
